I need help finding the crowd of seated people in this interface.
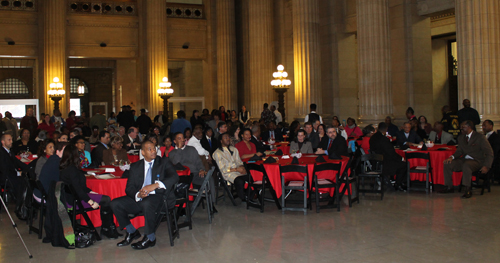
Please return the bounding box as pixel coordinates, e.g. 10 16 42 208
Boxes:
3 98 498 250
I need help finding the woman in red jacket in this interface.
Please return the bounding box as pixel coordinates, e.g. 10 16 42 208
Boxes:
37 114 56 138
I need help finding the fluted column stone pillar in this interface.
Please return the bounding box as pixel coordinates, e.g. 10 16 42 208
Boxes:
248 0 274 117
145 0 168 116
357 0 392 122
42 0 67 114
456 0 500 122
292 0 322 118
216 0 238 111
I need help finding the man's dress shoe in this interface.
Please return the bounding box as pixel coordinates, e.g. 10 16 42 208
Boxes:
131 236 156 250
117 230 141 247
462 190 472 199
438 187 454 194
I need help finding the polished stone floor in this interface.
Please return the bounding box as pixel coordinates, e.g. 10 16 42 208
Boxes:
1 187 500 263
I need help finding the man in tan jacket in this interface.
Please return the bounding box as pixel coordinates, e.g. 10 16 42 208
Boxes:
440 120 494 198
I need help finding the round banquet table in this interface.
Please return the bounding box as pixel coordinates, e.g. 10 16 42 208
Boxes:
82 165 191 228
264 141 290 155
244 154 350 198
395 145 463 186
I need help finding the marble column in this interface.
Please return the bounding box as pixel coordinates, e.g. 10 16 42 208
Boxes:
145 0 168 116
42 0 67 114
456 0 500 122
292 0 322 118
357 0 392 122
248 0 274 117
216 0 238 111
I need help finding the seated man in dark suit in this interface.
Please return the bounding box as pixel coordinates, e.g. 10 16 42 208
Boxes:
304 122 319 150
261 121 284 142
122 127 141 151
250 124 271 153
315 126 348 159
110 141 179 250
91 130 111 167
0 133 29 219
428 121 455 145
370 123 407 191
440 121 494 198
483 120 500 182
396 122 423 148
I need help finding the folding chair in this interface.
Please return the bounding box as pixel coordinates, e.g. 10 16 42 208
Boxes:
245 163 281 212
310 162 342 213
337 156 358 207
213 163 237 206
356 154 384 200
62 183 101 241
189 167 215 223
405 152 432 194
280 164 309 215
28 180 47 239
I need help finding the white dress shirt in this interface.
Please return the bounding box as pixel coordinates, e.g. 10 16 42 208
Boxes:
135 159 166 201
187 136 209 156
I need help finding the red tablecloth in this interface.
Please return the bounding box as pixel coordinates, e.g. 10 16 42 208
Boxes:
245 155 350 198
83 165 190 228
127 154 139 163
395 145 463 186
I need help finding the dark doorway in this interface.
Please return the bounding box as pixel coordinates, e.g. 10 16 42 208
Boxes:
447 40 458 112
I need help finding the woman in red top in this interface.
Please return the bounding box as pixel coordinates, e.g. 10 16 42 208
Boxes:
161 136 174 157
66 110 77 131
219 106 228 122
360 124 375 153
37 114 56 138
344 117 363 137
235 128 262 159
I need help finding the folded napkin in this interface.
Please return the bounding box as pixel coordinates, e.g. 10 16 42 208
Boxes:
263 157 277 163
249 154 262 161
421 144 428 151
275 149 284 156
400 144 410 150
175 163 186 171
436 148 448 151
447 141 456 146
329 152 342 160
291 157 299 164
315 155 327 163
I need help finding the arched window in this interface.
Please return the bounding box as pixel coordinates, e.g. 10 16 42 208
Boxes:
0 78 29 98
70 78 88 94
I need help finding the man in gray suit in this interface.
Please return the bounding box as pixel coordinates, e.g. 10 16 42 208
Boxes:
439 121 494 198
428 122 455 145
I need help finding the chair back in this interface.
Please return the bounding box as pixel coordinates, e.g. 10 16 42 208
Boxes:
280 164 308 174
405 152 430 161
361 154 383 172
245 163 268 183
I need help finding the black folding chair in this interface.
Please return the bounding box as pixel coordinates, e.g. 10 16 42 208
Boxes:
356 154 384 200
28 180 46 239
245 163 281 212
62 183 101 241
189 167 215 223
337 156 358 207
280 164 309 215
310 162 342 213
405 152 432 193
213 163 237 206
463 170 492 195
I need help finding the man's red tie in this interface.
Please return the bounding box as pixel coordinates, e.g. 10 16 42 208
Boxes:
328 139 332 150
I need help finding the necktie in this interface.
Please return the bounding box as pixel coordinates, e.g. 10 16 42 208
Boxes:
208 138 212 148
144 162 152 188
328 139 332 150
271 131 274 140
466 135 469 144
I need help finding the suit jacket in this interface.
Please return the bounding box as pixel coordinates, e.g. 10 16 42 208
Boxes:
0 147 28 182
428 131 456 145
370 132 405 176
306 131 320 150
318 135 348 159
289 141 313 154
251 135 270 153
125 156 179 208
453 131 494 168
396 130 422 147
91 142 109 167
200 135 219 155
122 135 138 151
488 132 500 159
261 129 284 142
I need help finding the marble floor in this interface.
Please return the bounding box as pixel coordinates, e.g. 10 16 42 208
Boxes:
1 187 500 263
